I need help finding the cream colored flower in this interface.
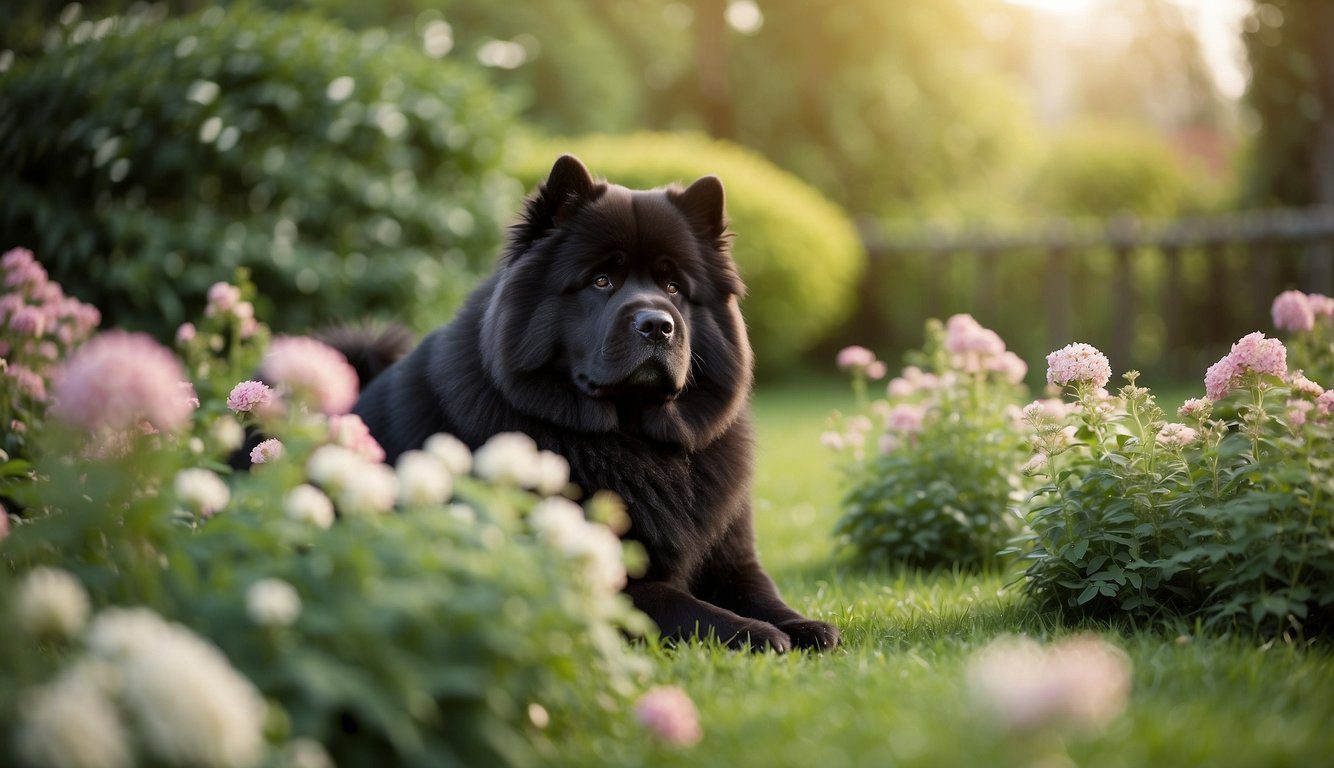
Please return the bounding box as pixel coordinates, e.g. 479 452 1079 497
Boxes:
16 567 89 639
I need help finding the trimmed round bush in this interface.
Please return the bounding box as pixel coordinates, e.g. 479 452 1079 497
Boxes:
0 7 522 337
508 133 865 372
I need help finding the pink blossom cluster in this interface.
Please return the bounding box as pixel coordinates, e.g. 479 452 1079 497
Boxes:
634 687 702 747
944 314 1027 384
49 331 195 433
1 248 102 404
1156 422 1198 448
261 336 359 415
1177 398 1210 419
1288 372 1324 400
250 438 284 465
329 413 386 463
227 380 274 414
885 403 926 434
204 282 258 338
1203 332 1288 401
1045 342 1112 389
1271 289 1334 333
886 365 942 399
966 634 1132 732
835 346 887 380
1318 390 1334 418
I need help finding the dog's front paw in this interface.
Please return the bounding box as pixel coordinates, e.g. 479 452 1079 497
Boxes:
775 619 841 651
727 620 792 653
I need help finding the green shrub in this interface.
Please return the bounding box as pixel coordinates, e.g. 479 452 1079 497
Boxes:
0 268 649 767
508 133 866 373
1015 337 1334 636
0 6 522 338
829 316 1031 568
1026 122 1208 218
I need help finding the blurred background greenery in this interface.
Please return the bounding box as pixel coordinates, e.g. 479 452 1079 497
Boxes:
2 0 1331 379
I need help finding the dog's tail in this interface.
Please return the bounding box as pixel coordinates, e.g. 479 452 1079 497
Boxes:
316 321 415 389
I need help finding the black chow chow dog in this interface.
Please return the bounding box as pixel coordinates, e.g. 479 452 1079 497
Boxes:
343 155 839 652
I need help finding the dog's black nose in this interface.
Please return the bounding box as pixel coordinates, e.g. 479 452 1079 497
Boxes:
633 309 674 342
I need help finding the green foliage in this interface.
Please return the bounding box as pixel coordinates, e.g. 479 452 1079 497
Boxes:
0 6 522 339
508 132 865 373
832 318 1031 568
0 274 648 768
1027 123 1207 218
1015 369 1334 636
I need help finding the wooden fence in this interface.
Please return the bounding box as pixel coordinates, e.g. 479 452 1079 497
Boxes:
858 207 1334 377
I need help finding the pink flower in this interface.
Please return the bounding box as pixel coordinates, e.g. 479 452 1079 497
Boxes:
8 306 46 337
945 314 1006 357
635 687 702 747
1206 332 1288 401
1288 372 1324 399
966 635 1131 732
1177 398 1210 419
991 351 1029 385
1317 390 1334 418
886 403 926 434
836 345 877 372
3 253 47 290
250 438 284 465
1309 293 1334 318
1046 343 1112 389
176 323 197 345
0 294 23 320
5 364 46 400
1 247 35 272
261 336 359 415
205 282 241 317
1022 399 1071 421
1156 423 1197 448
179 381 200 410
329 413 386 463
887 377 914 398
1271 290 1314 333
227 380 274 414
865 360 887 380
49 331 192 433
820 431 845 451
1288 400 1313 427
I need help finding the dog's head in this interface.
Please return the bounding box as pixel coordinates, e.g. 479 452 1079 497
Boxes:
480 155 752 451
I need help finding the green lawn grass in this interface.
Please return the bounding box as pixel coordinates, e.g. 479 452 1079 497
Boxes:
552 378 1334 767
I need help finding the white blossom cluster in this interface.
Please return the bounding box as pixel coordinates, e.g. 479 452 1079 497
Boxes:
530 497 626 594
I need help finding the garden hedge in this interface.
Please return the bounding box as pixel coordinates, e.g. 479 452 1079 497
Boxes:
0 6 521 338
508 133 866 373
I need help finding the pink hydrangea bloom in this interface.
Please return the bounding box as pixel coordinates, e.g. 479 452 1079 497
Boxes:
6 364 47 400
634 687 702 747
1271 290 1314 333
1309 293 1334 318
1206 332 1288 401
8 306 46 337
227 380 274 414
886 403 926 434
261 336 359 415
1288 372 1324 399
250 438 284 465
1 247 35 272
205 282 241 317
1156 423 1197 448
49 331 192 432
836 345 877 372
1178 398 1210 418
1045 343 1112 389
1317 390 1334 418
3 250 47 290
329 413 386 463
176 323 197 345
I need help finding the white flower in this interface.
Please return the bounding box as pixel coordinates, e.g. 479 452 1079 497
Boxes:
530 498 626 594
174 469 230 517
335 462 398 516
533 450 570 496
210 416 245 452
16 567 90 639
246 578 301 627
396 450 453 507
305 445 363 490
424 432 472 475
284 484 334 529
16 670 132 768
86 608 266 768
280 739 335 768
473 432 539 486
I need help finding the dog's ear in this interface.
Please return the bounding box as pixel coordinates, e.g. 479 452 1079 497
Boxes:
672 175 727 240
541 154 596 226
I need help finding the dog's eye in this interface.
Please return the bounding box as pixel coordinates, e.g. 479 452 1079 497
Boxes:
665 281 680 295
593 275 613 289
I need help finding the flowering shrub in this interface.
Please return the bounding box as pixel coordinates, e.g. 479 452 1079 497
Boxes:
1014 323 1334 635
1271 289 1333 385
0 258 652 767
829 316 1032 568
